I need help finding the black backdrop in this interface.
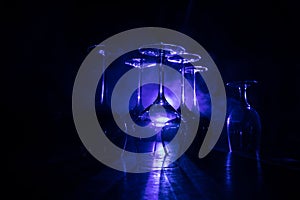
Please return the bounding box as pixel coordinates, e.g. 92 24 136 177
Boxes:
4 0 300 198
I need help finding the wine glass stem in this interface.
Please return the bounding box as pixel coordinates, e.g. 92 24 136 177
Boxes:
101 56 105 104
181 64 185 105
193 70 197 107
158 52 165 100
239 84 250 107
137 67 143 106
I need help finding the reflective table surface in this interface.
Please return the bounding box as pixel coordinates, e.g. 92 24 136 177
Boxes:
14 144 300 200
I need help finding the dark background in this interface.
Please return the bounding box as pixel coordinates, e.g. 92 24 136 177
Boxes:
4 0 300 198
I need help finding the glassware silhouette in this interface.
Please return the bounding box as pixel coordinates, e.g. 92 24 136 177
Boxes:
98 46 106 105
136 42 185 156
163 54 203 152
124 58 156 121
137 42 185 128
87 44 106 105
226 80 262 158
167 53 201 118
162 64 207 157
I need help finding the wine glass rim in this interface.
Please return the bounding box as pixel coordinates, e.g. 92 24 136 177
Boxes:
183 65 208 73
138 42 186 57
125 57 157 68
167 52 201 64
226 80 259 88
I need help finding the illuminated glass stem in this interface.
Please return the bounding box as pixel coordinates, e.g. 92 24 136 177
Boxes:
239 84 250 107
180 63 187 107
193 70 197 107
137 66 143 107
158 51 165 100
100 56 105 104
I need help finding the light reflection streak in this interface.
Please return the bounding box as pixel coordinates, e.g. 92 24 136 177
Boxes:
143 148 178 200
143 149 167 200
225 152 233 190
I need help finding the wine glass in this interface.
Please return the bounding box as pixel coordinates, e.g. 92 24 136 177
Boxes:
124 58 156 121
87 44 106 105
226 80 262 158
167 53 202 118
122 58 157 153
184 65 208 114
162 64 208 157
137 42 185 128
162 54 202 153
136 42 185 155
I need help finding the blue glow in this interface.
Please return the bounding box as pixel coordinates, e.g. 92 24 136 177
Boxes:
144 171 160 200
227 117 232 152
128 82 211 119
151 116 171 127
143 145 175 199
225 152 233 189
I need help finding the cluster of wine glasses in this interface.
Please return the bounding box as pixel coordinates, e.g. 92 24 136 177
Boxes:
94 43 262 160
124 42 207 155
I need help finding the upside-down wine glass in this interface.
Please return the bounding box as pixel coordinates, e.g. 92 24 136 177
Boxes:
122 58 156 152
124 58 156 121
138 42 185 127
162 64 208 157
137 42 185 155
167 53 202 120
226 80 262 159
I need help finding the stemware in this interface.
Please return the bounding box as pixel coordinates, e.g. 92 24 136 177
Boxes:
137 42 185 128
162 64 207 156
124 58 156 121
167 53 202 119
88 44 106 105
133 42 186 156
226 80 262 158
122 58 157 153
